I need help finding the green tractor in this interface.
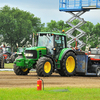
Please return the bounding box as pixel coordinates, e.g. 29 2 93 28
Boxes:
6 47 26 63
14 32 76 76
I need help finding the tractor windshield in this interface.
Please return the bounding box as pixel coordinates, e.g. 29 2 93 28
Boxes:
2 47 11 53
38 34 53 54
17 48 24 53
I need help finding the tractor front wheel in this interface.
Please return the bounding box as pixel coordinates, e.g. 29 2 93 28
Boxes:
36 57 53 77
61 52 76 76
14 64 29 75
13 56 29 75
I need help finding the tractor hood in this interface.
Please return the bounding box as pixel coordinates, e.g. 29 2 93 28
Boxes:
25 46 46 51
24 46 47 60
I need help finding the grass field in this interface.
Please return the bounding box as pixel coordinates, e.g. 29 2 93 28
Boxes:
4 63 13 69
0 87 100 100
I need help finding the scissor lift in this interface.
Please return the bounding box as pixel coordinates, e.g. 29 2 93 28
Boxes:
59 0 100 49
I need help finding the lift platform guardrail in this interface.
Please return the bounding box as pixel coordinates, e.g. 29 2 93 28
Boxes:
59 0 100 12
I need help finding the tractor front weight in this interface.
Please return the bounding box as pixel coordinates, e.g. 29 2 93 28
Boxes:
14 58 36 69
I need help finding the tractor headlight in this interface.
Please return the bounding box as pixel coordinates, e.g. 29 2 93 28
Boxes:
25 53 33 57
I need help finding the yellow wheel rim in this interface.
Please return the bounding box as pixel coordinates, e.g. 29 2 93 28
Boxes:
21 68 28 72
66 56 75 73
44 62 51 73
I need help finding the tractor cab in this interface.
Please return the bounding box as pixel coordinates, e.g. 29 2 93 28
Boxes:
2 46 11 54
37 32 67 57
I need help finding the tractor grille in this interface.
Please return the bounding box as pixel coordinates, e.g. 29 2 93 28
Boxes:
25 50 37 59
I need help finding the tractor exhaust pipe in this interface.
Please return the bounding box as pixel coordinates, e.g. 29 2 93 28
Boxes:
32 33 34 47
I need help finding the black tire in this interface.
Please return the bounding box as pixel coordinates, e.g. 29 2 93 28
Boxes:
87 57 92 72
0 54 4 68
10 54 15 63
13 56 29 75
61 52 76 76
96 68 100 77
14 64 29 75
36 57 53 77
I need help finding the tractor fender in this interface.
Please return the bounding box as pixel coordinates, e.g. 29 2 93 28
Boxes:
58 48 76 61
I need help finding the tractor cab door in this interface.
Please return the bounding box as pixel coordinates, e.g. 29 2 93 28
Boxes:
54 35 66 58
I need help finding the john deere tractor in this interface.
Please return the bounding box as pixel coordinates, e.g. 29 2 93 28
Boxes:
14 32 77 76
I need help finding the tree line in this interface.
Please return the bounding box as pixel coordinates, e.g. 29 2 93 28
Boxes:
0 5 100 51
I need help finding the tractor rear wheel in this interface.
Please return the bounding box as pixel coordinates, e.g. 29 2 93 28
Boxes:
10 54 15 63
0 54 4 68
36 57 53 77
13 56 29 75
61 52 76 76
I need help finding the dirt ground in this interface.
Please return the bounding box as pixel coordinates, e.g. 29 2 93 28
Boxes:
0 71 100 88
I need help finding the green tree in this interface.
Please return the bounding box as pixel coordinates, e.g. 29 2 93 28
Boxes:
0 5 41 51
90 23 100 48
47 20 58 32
80 21 94 50
41 20 70 32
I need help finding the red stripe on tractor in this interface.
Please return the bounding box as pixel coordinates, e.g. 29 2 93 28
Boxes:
3 54 8 59
90 58 100 61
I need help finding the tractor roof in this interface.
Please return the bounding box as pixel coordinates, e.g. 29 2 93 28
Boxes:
38 32 66 36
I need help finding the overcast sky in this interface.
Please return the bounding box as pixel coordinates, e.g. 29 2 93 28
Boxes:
0 0 100 25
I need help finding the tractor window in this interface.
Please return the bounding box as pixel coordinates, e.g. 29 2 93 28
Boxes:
2 47 11 53
38 34 54 54
62 36 65 48
5 47 11 52
55 35 62 47
17 48 24 53
55 35 65 54
55 36 65 49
